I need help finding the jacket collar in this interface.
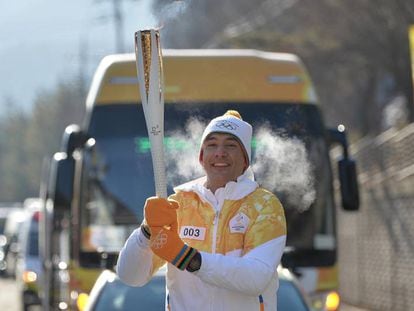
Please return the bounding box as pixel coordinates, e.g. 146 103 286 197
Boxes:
174 168 258 206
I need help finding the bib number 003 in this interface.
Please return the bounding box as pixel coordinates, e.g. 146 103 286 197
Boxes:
179 226 206 241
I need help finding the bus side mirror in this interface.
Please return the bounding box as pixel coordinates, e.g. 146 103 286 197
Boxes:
327 126 360 211
61 124 89 154
49 152 75 212
49 124 88 212
338 158 359 211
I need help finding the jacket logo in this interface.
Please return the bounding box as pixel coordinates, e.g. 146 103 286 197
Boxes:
229 212 250 234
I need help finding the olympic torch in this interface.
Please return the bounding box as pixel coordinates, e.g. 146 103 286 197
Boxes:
134 29 167 198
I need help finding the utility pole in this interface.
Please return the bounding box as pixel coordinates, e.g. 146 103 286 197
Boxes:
112 0 125 53
95 0 125 53
78 36 89 95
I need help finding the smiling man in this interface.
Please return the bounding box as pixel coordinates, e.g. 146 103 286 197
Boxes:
201 133 248 192
117 110 287 311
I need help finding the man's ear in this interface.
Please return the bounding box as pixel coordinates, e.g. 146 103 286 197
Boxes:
199 149 204 163
242 154 249 173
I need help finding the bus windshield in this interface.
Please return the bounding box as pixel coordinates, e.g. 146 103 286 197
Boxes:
80 103 335 254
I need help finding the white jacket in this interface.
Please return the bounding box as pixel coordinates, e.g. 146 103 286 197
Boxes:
117 172 287 311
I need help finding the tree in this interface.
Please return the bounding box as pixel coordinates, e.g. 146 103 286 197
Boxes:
0 78 86 201
151 0 414 138
0 99 30 201
152 0 269 47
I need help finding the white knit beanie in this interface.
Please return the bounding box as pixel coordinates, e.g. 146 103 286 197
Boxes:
199 110 252 165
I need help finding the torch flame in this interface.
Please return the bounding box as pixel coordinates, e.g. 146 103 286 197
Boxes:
136 30 163 101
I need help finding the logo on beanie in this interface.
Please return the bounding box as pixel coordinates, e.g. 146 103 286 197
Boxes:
215 120 239 131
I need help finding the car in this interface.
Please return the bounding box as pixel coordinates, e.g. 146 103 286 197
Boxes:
15 199 43 310
0 205 22 275
277 267 313 311
0 206 12 235
0 203 22 235
0 206 14 275
1 206 25 277
80 266 311 311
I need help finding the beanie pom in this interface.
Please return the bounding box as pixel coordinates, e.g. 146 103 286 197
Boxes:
224 110 242 120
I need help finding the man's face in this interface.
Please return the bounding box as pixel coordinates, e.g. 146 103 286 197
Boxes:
200 133 247 191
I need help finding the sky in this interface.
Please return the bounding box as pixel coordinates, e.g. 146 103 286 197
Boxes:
0 0 156 116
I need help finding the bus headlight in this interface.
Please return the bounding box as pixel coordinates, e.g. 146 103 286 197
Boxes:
311 290 340 311
22 270 37 283
77 292 89 311
325 291 340 311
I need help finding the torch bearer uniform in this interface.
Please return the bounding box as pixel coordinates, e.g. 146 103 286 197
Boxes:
117 170 287 311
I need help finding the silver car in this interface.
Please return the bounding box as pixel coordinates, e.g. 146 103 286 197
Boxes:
82 266 311 311
16 203 42 310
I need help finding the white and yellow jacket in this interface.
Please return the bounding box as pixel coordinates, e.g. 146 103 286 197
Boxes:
117 171 287 311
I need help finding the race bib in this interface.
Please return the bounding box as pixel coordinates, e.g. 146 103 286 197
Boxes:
179 226 206 241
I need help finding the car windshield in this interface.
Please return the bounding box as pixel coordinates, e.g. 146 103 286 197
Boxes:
92 276 165 310
27 216 39 256
277 279 309 311
80 102 335 253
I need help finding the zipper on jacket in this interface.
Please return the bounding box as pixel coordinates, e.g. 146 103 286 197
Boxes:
213 210 219 225
211 210 219 254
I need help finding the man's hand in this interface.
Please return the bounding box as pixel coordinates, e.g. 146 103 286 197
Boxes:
150 222 198 271
144 197 179 228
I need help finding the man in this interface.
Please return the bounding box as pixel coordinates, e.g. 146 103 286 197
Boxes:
117 110 287 310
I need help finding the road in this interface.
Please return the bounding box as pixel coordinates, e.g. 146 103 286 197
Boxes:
0 277 22 310
0 276 370 311
0 277 41 311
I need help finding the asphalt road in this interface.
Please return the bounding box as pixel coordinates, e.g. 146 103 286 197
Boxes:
0 277 22 310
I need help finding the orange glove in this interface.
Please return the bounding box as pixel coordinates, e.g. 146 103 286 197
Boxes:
150 222 198 271
144 197 179 228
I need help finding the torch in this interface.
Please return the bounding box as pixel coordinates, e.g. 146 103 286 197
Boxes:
134 29 167 198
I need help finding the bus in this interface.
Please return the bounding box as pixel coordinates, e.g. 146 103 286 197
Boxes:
39 49 359 310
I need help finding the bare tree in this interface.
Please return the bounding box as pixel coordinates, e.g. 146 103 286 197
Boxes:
0 78 86 201
150 0 414 138
151 0 269 47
